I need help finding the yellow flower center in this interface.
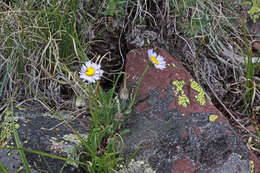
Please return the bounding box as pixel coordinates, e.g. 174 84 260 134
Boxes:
151 56 159 65
85 67 95 76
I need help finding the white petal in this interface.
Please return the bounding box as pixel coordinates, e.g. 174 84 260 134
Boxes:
157 55 163 60
84 61 91 67
99 69 104 75
151 52 157 58
79 74 86 78
96 63 101 69
148 49 153 57
90 63 96 69
89 78 96 83
159 62 166 67
157 64 166 70
158 56 165 62
80 60 104 83
148 49 157 58
80 66 86 73
93 76 100 81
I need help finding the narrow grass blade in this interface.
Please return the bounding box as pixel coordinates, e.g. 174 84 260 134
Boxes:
11 115 31 173
0 162 9 173
6 146 88 167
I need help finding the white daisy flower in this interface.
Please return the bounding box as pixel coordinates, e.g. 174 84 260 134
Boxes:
148 49 166 70
79 61 104 83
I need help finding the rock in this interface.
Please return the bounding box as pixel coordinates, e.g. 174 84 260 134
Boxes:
0 110 88 173
0 148 24 173
121 47 260 173
252 41 260 52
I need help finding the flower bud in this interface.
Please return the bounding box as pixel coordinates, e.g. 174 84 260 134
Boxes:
120 88 129 100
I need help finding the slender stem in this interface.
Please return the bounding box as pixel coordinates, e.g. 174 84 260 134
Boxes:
123 72 127 89
127 64 151 111
88 83 98 128
96 80 100 99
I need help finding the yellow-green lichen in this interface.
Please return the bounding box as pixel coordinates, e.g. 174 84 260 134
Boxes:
209 115 219 122
172 80 190 107
190 79 206 105
250 160 254 173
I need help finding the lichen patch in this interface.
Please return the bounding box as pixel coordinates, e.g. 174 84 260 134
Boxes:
172 80 190 107
250 160 254 173
190 79 206 105
119 159 155 173
209 115 219 122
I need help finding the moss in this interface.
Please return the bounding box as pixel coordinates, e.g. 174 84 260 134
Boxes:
172 80 190 107
190 79 206 105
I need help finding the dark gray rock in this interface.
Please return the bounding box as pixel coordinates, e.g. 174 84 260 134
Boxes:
0 111 89 173
123 111 252 173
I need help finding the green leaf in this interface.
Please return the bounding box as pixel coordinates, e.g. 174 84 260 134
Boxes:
7 146 88 167
241 1 252 5
17 58 24 78
11 115 31 173
0 162 9 173
5 110 12 116
119 129 129 136
124 109 132 115
247 0 260 22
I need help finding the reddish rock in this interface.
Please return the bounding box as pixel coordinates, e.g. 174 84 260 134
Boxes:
122 47 260 173
126 47 224 117
252 41 260 52
171 158 195 173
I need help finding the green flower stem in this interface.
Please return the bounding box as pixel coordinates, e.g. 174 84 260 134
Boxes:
123 72 127 89
127 63 151 112
88 83 98 128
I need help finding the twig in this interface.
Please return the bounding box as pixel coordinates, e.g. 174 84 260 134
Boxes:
204 77 260 141
173 17 196 57
40 111 85 131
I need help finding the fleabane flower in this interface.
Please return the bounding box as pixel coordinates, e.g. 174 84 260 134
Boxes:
148 49 166 70
79 61 104 83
